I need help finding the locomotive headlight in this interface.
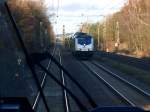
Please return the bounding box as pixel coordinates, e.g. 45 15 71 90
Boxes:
84 44 86 47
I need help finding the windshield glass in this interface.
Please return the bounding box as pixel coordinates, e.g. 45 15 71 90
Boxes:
0 0 150 112
78 37 92 45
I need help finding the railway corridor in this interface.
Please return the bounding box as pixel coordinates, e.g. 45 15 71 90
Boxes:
1 44 150 112
60 45 150 111
33 42 150 111
1 0 150 112
82 61 150 109
60 48 130 111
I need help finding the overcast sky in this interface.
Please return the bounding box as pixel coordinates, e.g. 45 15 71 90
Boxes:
44 0 127 34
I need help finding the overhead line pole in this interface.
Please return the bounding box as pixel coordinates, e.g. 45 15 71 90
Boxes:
97 24 99 50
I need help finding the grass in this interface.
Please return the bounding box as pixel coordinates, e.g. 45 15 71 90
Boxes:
101 57 150 85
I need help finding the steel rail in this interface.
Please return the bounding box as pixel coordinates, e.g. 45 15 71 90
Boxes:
32 47 56 109
92 61 150 97
59 49 70 112
81 61 135 107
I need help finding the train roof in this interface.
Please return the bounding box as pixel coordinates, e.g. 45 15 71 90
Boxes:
74 32 92 38
74 32 87 36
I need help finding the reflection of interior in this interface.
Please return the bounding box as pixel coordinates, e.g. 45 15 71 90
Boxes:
144 104 150 111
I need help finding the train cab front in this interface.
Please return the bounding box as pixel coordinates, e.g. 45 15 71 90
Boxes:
75 51 94 59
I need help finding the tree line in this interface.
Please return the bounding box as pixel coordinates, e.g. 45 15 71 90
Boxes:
81 0 150 58
8 0 55 53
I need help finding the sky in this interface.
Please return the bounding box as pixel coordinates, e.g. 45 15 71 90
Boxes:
44 0 128 35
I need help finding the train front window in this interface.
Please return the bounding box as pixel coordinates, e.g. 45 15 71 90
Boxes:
0 0 150 112
78 37 92 45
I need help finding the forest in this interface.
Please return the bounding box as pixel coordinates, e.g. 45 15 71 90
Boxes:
8 0 55 53
81 0 150 58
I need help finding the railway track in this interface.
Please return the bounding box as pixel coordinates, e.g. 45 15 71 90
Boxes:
32 47 72 112
91 61 150 97
33 46 96 112
59 49 70 112
32 47 56 111
81 60 150 110
29 47 150 111
61 50 140 111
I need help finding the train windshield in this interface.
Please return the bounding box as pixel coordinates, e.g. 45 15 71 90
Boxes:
1 0 150 112
78 37 92 45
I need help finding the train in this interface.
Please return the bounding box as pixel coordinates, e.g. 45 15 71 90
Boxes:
70 32 94 58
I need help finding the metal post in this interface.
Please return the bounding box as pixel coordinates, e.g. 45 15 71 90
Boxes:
116 21 120 44
115 21 120 51
97 23 100 50
45 29 48 50
40 21 44 48
63 25 65 42
103 17 106 51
